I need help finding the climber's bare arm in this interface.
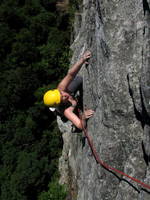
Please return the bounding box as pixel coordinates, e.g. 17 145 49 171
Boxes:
57 51 91 91
64 107 83 129
64 107 94 130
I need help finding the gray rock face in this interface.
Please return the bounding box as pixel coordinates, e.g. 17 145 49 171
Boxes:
58 0 150 199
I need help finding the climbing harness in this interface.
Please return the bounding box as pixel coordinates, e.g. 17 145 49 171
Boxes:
79 110 150 190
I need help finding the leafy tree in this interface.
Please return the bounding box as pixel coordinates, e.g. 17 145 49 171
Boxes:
38 179 67 200
0 0 72 199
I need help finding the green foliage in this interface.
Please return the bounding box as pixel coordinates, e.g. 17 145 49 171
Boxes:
70 0 82 10
0 0 74 199
38 179 67 200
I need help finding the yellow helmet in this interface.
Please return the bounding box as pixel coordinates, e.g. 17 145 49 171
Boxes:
43 89 61 106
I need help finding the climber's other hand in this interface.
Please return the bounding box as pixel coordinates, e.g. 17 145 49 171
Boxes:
81 50 92 64
83 109 94 119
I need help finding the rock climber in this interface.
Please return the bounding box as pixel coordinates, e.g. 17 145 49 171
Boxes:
43 50 94 130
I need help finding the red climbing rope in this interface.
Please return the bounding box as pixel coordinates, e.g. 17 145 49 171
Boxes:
79 111 150 190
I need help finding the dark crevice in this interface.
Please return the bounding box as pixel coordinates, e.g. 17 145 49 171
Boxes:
127 74 144 127
143 0 150 15
127 73 150 126
96 0 103 23
127 74 150 164
140 87 150 126
142 142 150 165
141 187 150 194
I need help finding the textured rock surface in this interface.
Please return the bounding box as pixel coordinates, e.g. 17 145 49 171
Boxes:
58 0 150 199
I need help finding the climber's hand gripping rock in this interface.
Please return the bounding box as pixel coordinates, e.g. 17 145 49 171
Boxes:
83 109 94 119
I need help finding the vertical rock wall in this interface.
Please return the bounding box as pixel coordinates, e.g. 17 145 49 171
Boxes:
58 0 150 199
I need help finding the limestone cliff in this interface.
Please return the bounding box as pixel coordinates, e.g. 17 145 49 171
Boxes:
58 0 150 199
